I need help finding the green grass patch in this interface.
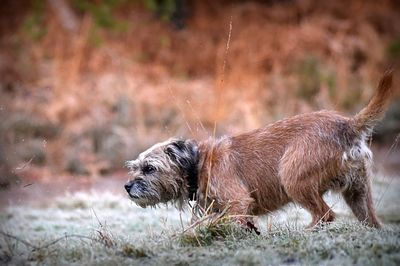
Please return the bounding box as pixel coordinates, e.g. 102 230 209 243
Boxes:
178 217 250 247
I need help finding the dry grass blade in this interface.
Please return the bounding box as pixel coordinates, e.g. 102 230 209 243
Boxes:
92 208 116 248
376 133 400 209
0 230 108 251
15 157 34 171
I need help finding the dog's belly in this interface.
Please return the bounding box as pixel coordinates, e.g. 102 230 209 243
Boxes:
247 174 292 215
250 193 292 215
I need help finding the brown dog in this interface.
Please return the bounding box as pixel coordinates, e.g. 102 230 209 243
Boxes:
125 71 394 229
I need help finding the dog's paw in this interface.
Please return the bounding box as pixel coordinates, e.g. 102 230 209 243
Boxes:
245 221 260 235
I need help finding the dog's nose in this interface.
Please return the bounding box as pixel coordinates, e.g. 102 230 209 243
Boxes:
124 182 133 193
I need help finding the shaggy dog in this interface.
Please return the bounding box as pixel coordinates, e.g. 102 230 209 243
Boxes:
125 71 394 229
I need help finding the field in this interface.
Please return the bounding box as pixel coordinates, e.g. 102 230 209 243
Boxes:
1 174 399 265
1 1 400 265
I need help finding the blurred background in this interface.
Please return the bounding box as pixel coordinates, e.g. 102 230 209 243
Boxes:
0 0 399 203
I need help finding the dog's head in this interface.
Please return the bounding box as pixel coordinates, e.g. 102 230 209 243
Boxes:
124 138 199 208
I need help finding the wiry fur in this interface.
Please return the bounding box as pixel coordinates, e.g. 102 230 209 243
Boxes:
125 71 394 228
125 139 198 209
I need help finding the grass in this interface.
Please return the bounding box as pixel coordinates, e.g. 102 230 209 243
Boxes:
1 176 400 265
178 214 250 247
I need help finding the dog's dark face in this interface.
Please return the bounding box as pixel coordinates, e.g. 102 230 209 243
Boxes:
125 139 198 208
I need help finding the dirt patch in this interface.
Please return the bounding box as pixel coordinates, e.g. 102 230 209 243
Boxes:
0 171 127 209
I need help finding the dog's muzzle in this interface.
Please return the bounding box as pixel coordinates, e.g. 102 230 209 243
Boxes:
124 179 161 208
124 180 133 194
124 180 145 199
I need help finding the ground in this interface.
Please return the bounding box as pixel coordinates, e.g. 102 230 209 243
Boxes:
1 173 399 265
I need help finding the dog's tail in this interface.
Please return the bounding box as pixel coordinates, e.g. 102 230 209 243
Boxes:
353 69 394 133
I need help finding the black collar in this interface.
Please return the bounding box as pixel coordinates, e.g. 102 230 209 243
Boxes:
187 149 199 201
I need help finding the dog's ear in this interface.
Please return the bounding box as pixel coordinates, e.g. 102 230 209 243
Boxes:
164 139 198 171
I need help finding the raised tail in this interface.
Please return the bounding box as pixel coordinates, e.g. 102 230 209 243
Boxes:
353 69 394 133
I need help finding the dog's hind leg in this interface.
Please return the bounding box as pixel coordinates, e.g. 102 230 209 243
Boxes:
284 181 335 228
342 167 381 228
279 143 336 228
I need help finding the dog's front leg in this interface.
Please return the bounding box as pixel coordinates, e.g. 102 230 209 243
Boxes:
225 198 259 235
207 183 259 235
203 171 259 233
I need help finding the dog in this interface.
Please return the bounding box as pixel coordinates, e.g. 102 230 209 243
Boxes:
125 70 394 229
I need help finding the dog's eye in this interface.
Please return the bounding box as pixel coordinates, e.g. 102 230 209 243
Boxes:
142 165 156 175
